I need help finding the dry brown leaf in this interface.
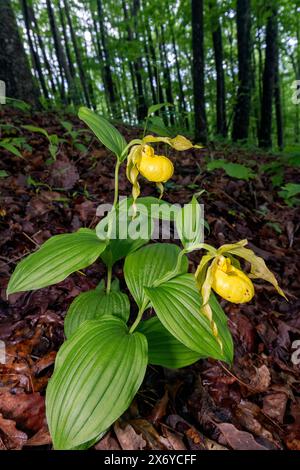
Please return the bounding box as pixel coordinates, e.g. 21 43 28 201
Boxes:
218 423 268 450
0 413 27 450
114 421 146 450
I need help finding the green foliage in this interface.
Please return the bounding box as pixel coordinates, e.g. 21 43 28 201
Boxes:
64 282 130 338
22 125 61 161
124 244 188 309
278 183 300 206
7 229 106 294
46 317 147 450
137 316 202 368
145 275 233 363
78 107 127 160
0 136 31 158
9 110 281 452
207 159 256 181
176 195 203 249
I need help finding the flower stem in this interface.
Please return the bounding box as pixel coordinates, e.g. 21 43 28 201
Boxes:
106 265 112 294
129 300 149 334
113 160 121 208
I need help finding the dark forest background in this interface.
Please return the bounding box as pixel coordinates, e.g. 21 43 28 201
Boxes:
0 0 300 149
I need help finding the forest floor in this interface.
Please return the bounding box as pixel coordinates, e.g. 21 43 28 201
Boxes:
0 107 300 450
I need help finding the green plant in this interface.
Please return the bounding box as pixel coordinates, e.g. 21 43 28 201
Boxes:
278 183 300 206
7 107 286 450
60 120 89 153
22 125 64 161
207 159 256 181
0 136 31 158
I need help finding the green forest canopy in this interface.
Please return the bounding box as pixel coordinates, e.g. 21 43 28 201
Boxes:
1 0 300 149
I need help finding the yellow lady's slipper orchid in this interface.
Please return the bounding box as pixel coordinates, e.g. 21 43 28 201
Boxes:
211 256 254 304
137 145 174 183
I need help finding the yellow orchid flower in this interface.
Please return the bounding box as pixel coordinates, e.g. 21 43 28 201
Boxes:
211 255 255 303
126 135 200 213
138 145 174 183
126 144 173 209
194 239 287 353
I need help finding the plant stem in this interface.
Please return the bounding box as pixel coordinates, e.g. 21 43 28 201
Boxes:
113 160 121 208
106 265 112 294
152 249 186 288
129 300 149 334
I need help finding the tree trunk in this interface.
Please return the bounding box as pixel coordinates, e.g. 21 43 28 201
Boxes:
146 23 165 105
57 0 76 82
89 4 110 113
31 7 57 96
259 3 278 148
21 0 49 99
143 34 157 105
63 0 92 107
191 0 207 143
232 0 252 141
159 25 175 125
209 0 227 137
96 0 118 116
295 4 300 142
167 1 188 128
46 0 76 103
274 56 283 150
131 0 148 121
121 0 140 120
0 0 40 106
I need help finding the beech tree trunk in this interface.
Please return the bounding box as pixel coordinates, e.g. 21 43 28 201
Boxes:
21 0 49 99
209 0 227 137
259 3 278 148
97 0 118 116
192 0 207 143
232 0 252 141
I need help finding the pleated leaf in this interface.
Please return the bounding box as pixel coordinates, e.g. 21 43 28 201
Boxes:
124 244 188 309
176 195 203 249
137 316 202 368
46 317 148 450
7 229 106 295
64 288 130 338
78 107 127 159
144 274 233 363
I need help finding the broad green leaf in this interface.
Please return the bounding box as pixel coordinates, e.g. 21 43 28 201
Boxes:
64 288 130 338
22 124 50 139
78 107 127 159
176 195 203 249
144 274 233 363
147 102 171 117
124 244 188 309
0 170 8 178
46 317 148 450
0 141 23 158
7 229 106 295
207 160 255 181
137 316 202 368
